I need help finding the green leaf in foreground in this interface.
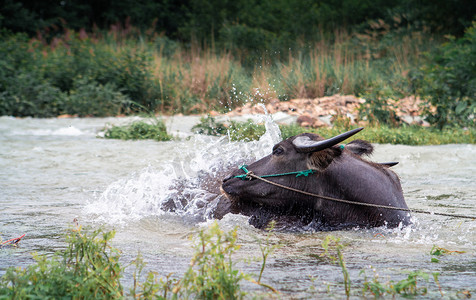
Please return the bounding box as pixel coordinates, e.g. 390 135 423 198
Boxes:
0 226 124 299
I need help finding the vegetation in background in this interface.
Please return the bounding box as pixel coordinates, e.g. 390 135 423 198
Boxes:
101 114 475 144
0 1 474 129
103 119 172 141
417 22 476 129
192 116 475 145
2 0 473 44
0 25 440 117
0 22 474 129
192 115 228 136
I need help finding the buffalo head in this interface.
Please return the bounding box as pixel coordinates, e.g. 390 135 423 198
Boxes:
221 128 410 230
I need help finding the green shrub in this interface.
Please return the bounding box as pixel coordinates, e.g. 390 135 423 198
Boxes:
301 124 475 145
65 77 130 117
191 117 475 145
0 223 271 299
417 22 476 129
0 33 69 117
227 120 267 142
0 227 123 299
154 36 180 57
361 269 440 298
0 72 68 117
219 24 281 66
192 115 228 136
191 116 266 141
103 119 172 141
94 50 156 110
358 82 401 127
172 222 246 299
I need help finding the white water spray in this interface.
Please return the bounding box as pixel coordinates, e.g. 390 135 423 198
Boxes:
84 112 283 225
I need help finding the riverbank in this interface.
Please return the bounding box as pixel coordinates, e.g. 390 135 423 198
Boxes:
97 112 475 145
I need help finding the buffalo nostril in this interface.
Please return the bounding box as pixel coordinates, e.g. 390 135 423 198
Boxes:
223 175 233 183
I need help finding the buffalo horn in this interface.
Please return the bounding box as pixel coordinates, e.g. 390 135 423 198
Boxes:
293 127 364 153
378 161 399 167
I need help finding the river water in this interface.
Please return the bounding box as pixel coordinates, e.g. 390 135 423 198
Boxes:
1 115 475 298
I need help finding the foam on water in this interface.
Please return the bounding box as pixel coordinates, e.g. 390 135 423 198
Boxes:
84 111 282 225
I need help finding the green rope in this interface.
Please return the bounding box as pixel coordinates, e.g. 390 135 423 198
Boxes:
234 165 314 180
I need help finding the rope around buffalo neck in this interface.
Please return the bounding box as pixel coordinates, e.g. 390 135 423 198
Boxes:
234 166 476 220
234 165 315 180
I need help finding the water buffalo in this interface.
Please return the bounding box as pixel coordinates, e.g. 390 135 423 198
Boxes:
220 128 411 230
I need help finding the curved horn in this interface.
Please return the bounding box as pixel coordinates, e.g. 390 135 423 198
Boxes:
378 161 399 167
293 127 364 153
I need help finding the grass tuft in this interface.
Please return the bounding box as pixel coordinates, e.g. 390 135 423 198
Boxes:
103 119 172 141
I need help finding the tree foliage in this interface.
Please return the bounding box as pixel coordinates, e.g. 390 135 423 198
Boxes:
2 0 474 41
418 22 476 129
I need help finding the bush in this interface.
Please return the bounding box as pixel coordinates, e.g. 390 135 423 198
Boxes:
0 72 68 117
192 115 228 136
65 77 130 117
417 22 476 129
358 83 401 127
0 33 69 117
228 120 267 142
219 24 281 66
0 223 276 299
0 227 124 298
172 222 246 299
154 36 180 57
94 50 157 110
192 116 266 141
103 119 172 141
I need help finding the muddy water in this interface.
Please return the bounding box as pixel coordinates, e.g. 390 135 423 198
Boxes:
1 115 475 298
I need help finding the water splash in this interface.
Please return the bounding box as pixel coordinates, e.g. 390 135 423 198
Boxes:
84 113 282 225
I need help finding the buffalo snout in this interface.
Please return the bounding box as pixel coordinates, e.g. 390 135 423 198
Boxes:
222 175 233 183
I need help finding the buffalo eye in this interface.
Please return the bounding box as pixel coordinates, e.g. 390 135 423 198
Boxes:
272 146 284 156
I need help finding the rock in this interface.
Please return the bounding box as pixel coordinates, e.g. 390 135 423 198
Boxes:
57 114 75 119
225 94 430 128
297 114 317 125
312 119 327 128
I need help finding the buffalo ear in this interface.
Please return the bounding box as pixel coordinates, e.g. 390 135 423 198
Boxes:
345 139 373 156
307 147 342 170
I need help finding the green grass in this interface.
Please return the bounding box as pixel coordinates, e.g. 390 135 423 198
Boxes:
0 26 440 118
2 24 473 132
103 120 172 141
299 125 476 145
193 116 476 145
100 115 475 145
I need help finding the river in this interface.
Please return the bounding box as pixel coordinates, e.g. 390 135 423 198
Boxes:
0 115 475 298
